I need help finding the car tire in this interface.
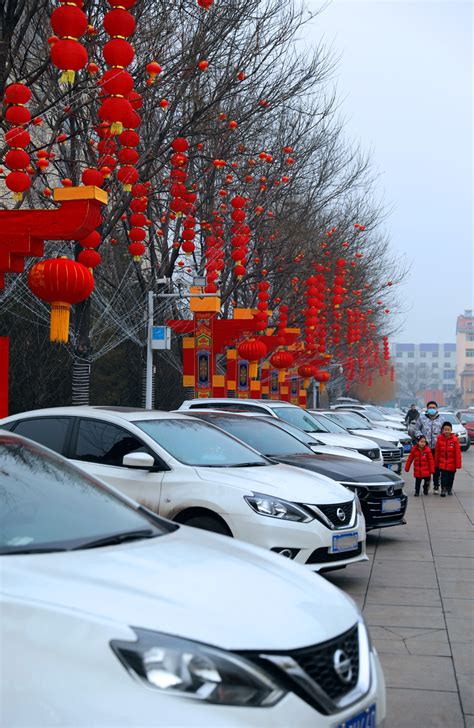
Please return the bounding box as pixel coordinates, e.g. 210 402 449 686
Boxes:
179 513 233 536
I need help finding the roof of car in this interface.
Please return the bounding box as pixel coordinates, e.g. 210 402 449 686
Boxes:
0 406 190 423
180 398 295 408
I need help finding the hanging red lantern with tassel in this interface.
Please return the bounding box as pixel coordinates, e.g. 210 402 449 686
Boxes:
3 84 32 201
238 338 267 379
50 1 88 86
28 258 94 343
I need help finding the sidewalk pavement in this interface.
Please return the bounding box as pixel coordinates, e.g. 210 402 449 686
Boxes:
326 449 474 728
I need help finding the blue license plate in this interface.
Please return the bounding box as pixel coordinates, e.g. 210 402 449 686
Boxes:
337 703 376 728
382 497 401 513
403 443 412 452
331 531 359 553
385 463 393 470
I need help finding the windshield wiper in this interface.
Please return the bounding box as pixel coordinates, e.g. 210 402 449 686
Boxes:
0 546 70 555
231 461 268 467
72 528 157 550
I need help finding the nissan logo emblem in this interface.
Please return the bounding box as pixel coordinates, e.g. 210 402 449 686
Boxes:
336 507 346 522
333 649 353 684
387 485 394 497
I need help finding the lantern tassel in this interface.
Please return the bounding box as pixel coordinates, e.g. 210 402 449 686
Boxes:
50 302 71 343
278 370 286 383
122 183 132 192
111 121 123 135
13 192 23 202
249 361 258 379
303 377 310 388
60 70 76 87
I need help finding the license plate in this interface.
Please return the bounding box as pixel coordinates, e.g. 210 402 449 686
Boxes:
403 443 411 452
385 463 393 470
337 703 376 728
331 531 359 553
382 497 401 513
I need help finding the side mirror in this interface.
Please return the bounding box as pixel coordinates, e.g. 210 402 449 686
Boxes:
123 452 156 469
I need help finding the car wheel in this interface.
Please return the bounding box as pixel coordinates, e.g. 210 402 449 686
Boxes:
180 514 233 536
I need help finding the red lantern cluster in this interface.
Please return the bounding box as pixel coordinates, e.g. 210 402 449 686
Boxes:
49 0 88 86
128 182 149 261
382 335 390 362
230 195 249 279
254 280 270 332
169 137 190 220
77 212 102 271
3 83 32 201
204 213 225 292
276 304 289 345
116 107 141 190
98 0 137 134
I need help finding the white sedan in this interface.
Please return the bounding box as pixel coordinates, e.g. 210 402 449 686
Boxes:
0 431 386 728
0 407 368 571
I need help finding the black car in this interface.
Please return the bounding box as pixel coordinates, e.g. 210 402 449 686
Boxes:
183 411 408 531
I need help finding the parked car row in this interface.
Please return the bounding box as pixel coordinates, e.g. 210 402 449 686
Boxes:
1 398 410 727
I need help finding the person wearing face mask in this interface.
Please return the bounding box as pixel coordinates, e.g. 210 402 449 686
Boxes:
415 401 443 492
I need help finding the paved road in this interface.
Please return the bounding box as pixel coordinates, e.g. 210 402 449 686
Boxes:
326 449 474 728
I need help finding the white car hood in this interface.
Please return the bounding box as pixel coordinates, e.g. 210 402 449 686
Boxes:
194 462 353 504
310 444 370 461
350 427 403 443
306 432 379 450
1 527 358 651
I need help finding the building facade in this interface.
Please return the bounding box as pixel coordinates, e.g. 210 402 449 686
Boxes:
393 342 457 406
456 309 474 407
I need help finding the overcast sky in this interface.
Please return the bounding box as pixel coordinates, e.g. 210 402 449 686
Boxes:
304 0 473 343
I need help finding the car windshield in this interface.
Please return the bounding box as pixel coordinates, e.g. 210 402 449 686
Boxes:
0 437 170 554
438 413 458 425
326 412 371 430
263 418 322 445
271 407 329 433
459 413 474 424
197 416 311 457
364 405 386 418
308 413 348 433
135 419 268 467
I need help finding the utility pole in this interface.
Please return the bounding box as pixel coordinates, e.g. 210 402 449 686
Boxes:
145 290 154 409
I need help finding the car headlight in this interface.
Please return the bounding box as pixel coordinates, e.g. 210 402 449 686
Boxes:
355 494 363 515
367 449 378 459
244 493 313 522
111 629 285 707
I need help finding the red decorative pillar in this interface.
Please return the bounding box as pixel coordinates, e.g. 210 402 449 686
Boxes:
226 349 237 397
0 337 8 417
190 289 220 399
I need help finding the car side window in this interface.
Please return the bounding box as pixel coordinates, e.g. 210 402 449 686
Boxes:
74 419 153 467
10 417 71 454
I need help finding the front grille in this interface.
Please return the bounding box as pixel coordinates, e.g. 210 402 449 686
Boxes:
358 447 380 460
307 543 362 564
382 448 402 462
314 501 353 528
292 624 360 701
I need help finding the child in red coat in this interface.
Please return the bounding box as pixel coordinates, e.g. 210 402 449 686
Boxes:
434 422 462 497
405 435 435 496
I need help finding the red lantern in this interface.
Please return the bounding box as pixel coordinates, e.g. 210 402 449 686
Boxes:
128 241 145 261
81 168 104 187
28 258 94 342
5 105 31 126
270 351 294 383
78 249 101 269
117 164 138 191
4 83 32 105
79 231 101 249
103 38 134 68
6 170 30 201
146 60 162 83
238 338 267 379
103 8 136 37
314 370 330 383
50 39 88 86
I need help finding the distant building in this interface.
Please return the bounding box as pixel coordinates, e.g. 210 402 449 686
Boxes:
456 309 474 407
393 342 456 406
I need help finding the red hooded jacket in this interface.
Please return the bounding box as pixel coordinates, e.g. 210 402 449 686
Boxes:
405 445 435 478
434 434 462 472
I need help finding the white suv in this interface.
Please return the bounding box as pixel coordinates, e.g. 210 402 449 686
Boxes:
179 399 383 463
0 407 368 572
0 430 386 728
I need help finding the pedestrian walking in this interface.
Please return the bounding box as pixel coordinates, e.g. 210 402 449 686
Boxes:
405 403 419 427
434 422 462 497
415 401 443 492
404 435 435 495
